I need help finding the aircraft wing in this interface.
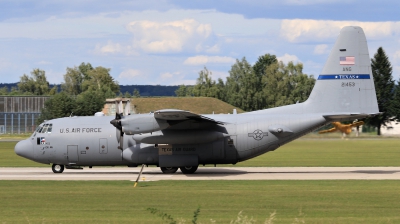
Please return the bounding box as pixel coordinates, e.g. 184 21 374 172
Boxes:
319 127 338 134
154 109 225 125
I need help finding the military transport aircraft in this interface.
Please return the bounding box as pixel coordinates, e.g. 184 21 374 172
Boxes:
15 26 379 174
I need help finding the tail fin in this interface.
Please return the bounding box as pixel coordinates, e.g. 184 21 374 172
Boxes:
304 26 379 118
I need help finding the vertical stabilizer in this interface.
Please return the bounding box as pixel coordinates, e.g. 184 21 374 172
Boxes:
304 26 379 116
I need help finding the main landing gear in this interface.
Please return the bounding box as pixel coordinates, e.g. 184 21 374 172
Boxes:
160 166 199 174
180 166 198 174
160 167 178 174
52 164 65 173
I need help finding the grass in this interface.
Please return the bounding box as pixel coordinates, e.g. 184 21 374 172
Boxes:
0 141 48 167
234 138 400 167
2 138 400 167
132 97 245 114
0 180 399 223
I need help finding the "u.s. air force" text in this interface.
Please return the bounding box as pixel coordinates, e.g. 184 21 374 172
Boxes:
60 128 102 133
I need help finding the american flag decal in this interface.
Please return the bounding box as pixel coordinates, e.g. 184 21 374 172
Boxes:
340 56 355 65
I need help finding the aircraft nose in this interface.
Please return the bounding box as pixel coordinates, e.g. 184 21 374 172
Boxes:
14 140 33 159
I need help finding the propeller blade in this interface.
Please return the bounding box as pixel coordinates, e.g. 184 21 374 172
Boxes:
118 100 123 115
116 128 121 143
124 100 131 116
119 133 124 150
115 101 120 115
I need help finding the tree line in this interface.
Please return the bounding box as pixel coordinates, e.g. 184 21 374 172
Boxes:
176 54 315 111
176 48 398 135
0 63 140 123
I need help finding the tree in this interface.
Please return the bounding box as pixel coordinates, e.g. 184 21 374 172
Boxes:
9 86 20 95
61 67 84 95
263 61 315 108
0 86 8 95
367 47 395 135
253 54 277 78
18 69 49 95
49 86 58 95
192 67 221 98
225 57 262 111
390 81 400 123
124 91 132 98
133 88 140 98
38 92 76 123
175 85 188 97
175 85 194 97
74 90 106 116
78 62 93 80
82 66 119 95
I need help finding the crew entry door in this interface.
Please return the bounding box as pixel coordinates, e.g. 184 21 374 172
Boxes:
67 145 79 163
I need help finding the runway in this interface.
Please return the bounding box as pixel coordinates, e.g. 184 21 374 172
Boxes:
1 167 400 181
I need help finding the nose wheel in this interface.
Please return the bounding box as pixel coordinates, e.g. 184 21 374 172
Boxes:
52 164 65 173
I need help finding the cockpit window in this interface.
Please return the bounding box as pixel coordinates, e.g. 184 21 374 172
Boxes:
47 124 52 133
40 124 53 133
37 126 43 134
41 124 49 133
33 123 53 136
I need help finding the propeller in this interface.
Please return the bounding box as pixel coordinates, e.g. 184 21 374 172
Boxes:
124 100 131 116
110 100 125 150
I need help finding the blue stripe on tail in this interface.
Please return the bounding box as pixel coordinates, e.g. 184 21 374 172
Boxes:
318 74 370 80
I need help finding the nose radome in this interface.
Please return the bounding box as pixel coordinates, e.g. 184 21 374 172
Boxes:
14 140 33 160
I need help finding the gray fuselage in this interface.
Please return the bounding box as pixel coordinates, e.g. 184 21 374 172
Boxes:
15 112 328 168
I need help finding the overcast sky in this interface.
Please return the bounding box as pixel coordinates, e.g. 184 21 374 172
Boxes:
0 0 399 85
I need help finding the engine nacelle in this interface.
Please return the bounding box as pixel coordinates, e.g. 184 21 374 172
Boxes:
121 114 169 134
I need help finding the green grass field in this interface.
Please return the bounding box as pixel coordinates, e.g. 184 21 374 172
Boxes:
1 138 400 223
0 180 399 223
2 138 400 167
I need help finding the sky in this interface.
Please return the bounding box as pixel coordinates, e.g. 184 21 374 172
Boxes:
0 0 399 86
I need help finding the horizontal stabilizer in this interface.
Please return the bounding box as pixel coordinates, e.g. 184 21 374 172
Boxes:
323 113 379 121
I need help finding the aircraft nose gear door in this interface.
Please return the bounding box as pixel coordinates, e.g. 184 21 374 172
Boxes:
67 145 79 163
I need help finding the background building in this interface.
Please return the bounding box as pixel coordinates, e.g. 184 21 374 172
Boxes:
0 96 49 134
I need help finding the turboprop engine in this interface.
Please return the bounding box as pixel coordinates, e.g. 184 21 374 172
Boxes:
120 114 169 135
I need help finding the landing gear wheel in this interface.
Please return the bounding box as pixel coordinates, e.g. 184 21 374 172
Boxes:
180 166 198 174
160 167 178 174
52 164 64 173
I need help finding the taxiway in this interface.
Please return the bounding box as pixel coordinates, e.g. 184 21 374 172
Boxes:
0 167 400 181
